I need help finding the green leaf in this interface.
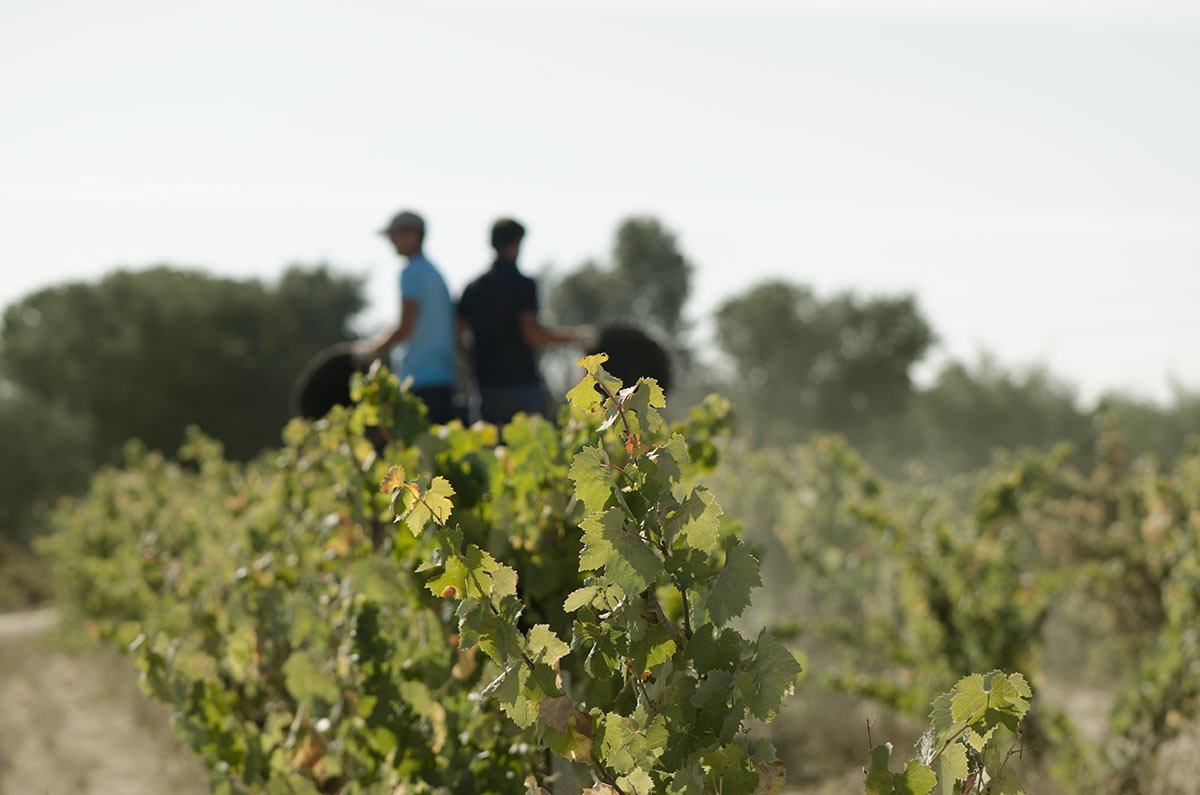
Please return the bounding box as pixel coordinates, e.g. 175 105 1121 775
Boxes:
930 741 968 795
746 631 802 722
569 447 613 514
665 488 723 553
568 354 624 416
928 692 956 743
706 539 761 626
564 585 600 613
686 624 744 675
579 508 664 599
424 555 468 599
665 546 710 590
866 747 936 795
896 760 937 795
597 712 640 774
459 595 524 664
225 626 258 682
647 433 690 484
667 768 705 795
459 544 515 601
492 663 559 729
703 743 757 795
950 674 988 725
991 770 1026 794
403 475 456 535
982 671 1032 731
628 624 676 673
692 671 734 708
622 379 666 437
619 768 655 795
282 652 339 709
527 624 570 667
866 744 897 795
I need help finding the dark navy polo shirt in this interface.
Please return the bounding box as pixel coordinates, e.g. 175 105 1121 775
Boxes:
459 258 541 387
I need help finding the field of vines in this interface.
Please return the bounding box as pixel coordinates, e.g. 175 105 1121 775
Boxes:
39 356 1200 794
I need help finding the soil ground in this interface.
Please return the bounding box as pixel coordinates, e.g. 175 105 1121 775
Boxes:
0 608 209 795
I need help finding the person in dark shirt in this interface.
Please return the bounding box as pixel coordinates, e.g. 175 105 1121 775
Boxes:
458 218 596 425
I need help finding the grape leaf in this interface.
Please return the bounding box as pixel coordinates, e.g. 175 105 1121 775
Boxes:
622 379 666 437
746 631 802 722
283 652 339 709
647 433 689 484
569 447 613 514
897 761 937 795
580 508 663 599
706 539 761 626
931 741 968 795
564 585 600 613
866 744 897 795
753 759 786 795
493 663 559 729
665 487 723 553
538 695 575 732
379 464 407 493
404 475 456 536
527 624 570 667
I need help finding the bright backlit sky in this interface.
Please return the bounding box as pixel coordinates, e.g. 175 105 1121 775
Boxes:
3 0 1198 404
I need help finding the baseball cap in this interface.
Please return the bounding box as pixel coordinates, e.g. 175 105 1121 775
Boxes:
380 210 425 235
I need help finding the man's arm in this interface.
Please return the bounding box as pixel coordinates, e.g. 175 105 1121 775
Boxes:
358 298 419 363
456 315 474 358
518 310 597 349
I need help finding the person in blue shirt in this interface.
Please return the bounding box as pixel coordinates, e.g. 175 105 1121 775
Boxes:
458 217 596 425
356 210 458 424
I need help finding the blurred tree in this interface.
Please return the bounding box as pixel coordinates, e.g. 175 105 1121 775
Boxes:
548 215 693 350
1098 387 1200 466
901 356 1095 474
0 387 94 546
713 280 934 445
1 265 365 464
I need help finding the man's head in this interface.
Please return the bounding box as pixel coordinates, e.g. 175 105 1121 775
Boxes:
381 210 425 257
490 217 525 259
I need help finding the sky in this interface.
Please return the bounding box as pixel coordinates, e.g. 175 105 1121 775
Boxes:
2 0 1198 404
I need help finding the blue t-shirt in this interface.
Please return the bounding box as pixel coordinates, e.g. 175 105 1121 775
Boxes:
391 253 456 389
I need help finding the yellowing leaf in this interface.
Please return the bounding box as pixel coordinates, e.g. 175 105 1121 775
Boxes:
538 695 575 732
379 465 406 493
752 759 786 795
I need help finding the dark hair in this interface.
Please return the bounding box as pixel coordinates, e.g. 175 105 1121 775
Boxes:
491 218 526 251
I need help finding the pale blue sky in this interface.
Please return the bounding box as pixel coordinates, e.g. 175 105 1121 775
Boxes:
2 0 1197 403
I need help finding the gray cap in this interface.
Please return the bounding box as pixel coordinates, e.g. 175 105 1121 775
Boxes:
380 210 425 235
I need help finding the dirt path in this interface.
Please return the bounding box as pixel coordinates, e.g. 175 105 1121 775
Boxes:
0 608 209 795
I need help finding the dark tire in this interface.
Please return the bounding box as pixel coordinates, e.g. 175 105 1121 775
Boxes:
293 341 364 419
587 326 672 393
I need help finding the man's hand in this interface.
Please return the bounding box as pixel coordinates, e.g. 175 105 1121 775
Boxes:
573 324 601 350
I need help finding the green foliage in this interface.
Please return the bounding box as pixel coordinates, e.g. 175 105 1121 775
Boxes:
1 264 364 464
44 355 802 793
867 672 1032 795
0 388 94 548
900 357 1095 475
715 436 1057 697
